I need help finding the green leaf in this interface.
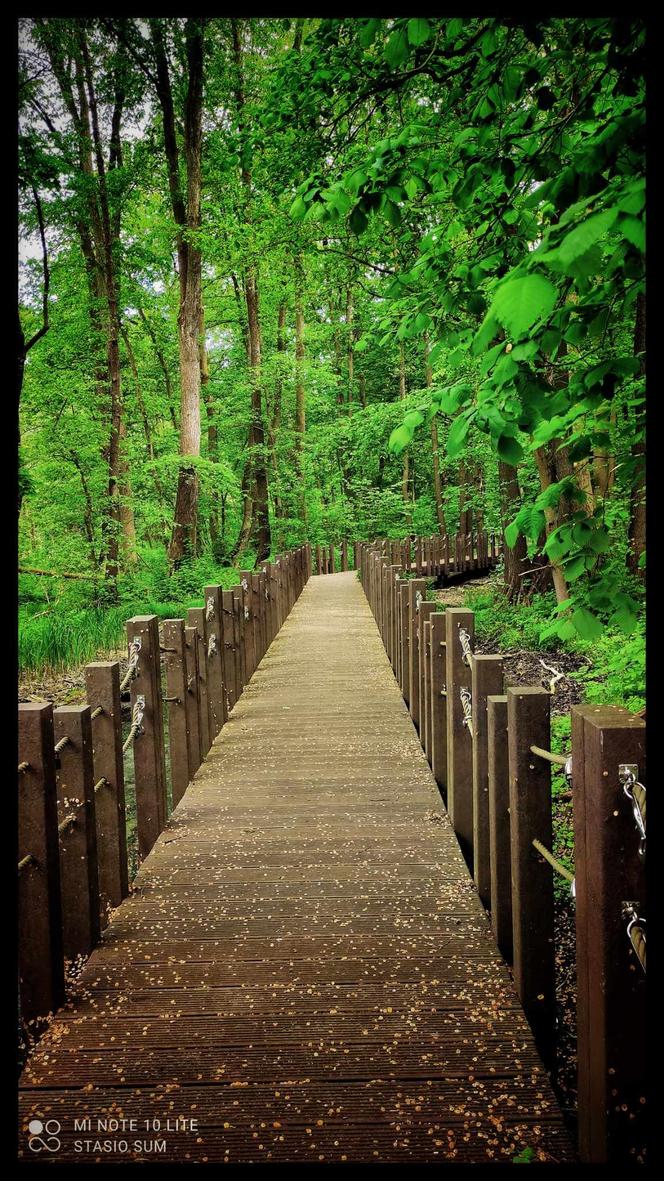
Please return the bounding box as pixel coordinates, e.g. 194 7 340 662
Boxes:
289 194 306 220
571 606 604 641
349 205 368 235
497 433 524 465
471 314 499 355
388 425 412 455
384 28 410 68
619 215 645 253
407 17 431 45
489 274 558 338
447 415 470 457
504 521 519 549
546 208 618 267
359 18 381 47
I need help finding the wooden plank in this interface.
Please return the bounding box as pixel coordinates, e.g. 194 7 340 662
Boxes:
398 582 410 701
572 705 646 1164
506 686 555 1066
161 621 191 808
487 695 512 963
187 608 211 759
18 703 64 1022
18 572 570 1166
429 613 447 791
85 661 128 916
422 620 432 763
53 704 100 961
127 615 168 856
240 572 256 679
445 608 475 867
184 623 203 772
407 579 427 726
203 584 228 735
471 654 504 908
416 602 437 744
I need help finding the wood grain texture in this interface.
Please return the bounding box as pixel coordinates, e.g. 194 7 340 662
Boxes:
19 574 572 1165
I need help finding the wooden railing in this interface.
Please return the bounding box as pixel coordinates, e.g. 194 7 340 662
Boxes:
18 544 311 1029
358 537 646 1167
313 531 501 578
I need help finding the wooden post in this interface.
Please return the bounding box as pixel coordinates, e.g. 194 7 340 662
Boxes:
262 562 273 648
471 655 504 908
126 615 168 860
408 579 427 724
417 602 437 742
387 564 396 675
204 585 228 736
341 540 348 571
507 686 555 1065
329 543 335 574
429 613 447 790
239 572 255 680
53 705 100 961
267 562 279 643
184 622 203 771
233 590 246 694
161 621 192 808
18 703 64 1022
251 573 263 669
487 695 512 962
445 608 475 865
316 544 322 575
399 582 410 701
187 608 211 760
572 705 646 1164
423 619 432 763
85 661 128 918
255 570 265 661
222 591 238 709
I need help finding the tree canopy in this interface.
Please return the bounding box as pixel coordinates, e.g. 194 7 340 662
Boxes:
19 16 645 649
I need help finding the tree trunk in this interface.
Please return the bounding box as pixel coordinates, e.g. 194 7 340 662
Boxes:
425 345 448 538
150 17 204 567
534 445 570 605
399 341 409 505
499 461 529 602
231 18 270 563
627 291 645 578
267 299 286 524
294 255 306 523
346 282 354 416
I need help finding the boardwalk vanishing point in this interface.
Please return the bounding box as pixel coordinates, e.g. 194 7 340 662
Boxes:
19 572 573 1164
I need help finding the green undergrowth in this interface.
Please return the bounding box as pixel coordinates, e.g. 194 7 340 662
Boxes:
459 576 644 897
18 545 252 677
464 578 645 713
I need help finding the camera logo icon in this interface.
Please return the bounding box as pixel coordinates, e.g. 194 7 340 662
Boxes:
28 1118 61 1153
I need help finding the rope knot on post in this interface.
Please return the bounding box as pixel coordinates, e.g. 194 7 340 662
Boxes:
241 578 249 591
460 686 473 737
123 695 146 753
120 637 142 692
620 764 646 858
458 626 473 666
623 902 646 973
205 596 215 622
208 633 217 659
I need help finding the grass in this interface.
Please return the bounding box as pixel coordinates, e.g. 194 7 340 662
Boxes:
18 601 195 677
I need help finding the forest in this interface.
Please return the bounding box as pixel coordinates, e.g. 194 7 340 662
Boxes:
18 16 645 699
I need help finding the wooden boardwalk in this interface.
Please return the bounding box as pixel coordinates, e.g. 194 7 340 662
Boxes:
19 572 573 1164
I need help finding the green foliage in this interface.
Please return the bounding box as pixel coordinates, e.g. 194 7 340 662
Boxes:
18 16 644 686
